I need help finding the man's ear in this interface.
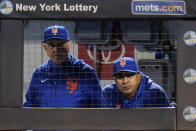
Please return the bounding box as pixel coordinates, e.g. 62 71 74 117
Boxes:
137 73 142 83
112 76 117 81
67 41 72 49
42 43 48 51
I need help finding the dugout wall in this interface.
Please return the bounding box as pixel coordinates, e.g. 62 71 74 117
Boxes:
0 0 196 130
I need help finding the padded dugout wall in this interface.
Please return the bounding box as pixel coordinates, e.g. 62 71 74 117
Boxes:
177 21 196 130
0 20 23 108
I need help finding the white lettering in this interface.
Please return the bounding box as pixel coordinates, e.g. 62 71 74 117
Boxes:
16 4 36 11
64 4 69 11
150 4 154 11
92 5 98 13
39 3 46 11
83 6 88 12
64 4 98 13
70 6 75 11
135 5 144 11
154 5 159 11
144 5 150 11
39 3 61 11
16 4 24 11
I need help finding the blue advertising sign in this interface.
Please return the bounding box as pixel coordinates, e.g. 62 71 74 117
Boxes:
132 0 185 15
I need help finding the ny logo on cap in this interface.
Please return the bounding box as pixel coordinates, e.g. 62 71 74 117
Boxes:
120 59 126 67
52 27 58 35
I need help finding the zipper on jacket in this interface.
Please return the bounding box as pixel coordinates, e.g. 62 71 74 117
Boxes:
54 81 57 97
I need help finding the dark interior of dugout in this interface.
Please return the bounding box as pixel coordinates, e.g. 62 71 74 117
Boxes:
0 2 196 130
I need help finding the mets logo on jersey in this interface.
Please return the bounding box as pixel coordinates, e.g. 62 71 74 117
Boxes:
120 59 126 67
52 27 58 35
66 77 78 94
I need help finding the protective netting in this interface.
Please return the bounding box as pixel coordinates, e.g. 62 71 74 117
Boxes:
23 20 177 108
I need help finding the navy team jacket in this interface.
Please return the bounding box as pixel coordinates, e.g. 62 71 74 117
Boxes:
24 54 102 108
101 74 172 108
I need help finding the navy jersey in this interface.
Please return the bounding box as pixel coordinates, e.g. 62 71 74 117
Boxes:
101 74 171 108
24 54 102 108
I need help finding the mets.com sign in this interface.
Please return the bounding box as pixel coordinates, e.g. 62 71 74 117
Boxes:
132 0 185 15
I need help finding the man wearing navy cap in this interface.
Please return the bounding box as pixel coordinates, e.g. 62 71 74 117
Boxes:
24 25 102 108
101 57 172 108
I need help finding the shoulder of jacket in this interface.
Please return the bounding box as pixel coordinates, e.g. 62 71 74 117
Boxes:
142 74 163 92
69 54 95 72
103 83 116 91
147 81 167 97
34 60 50 73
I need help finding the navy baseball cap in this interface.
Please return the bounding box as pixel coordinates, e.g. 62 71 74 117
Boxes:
113 57 140 76
42 25 70 43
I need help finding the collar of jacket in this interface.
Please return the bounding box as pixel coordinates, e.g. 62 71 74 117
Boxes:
46 54 73 73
